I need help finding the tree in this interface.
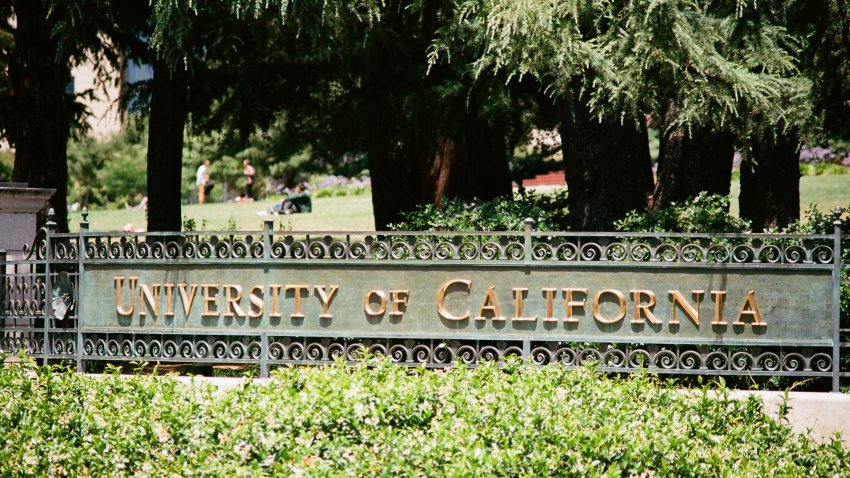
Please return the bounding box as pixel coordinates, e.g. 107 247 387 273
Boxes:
357 0 520 228
175 0 529 230
6 1 73 231
432 1 657 230
440 0 811 230
2 0 127 232
738 0 850 230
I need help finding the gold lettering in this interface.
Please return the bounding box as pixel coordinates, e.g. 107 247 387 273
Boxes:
734 290 766 326
592 289 626 324
669 290 704 326
269 285 283 318
177 283 198 316
247 286 264 318
139 283 161 317
564 288 588 323
542 288 558 322
630 290 659 324
389 290 410 317
710 290 727 325
364 290 388 316
315 285 339 319
163 283 176 317
201 284 220 317
114 276 137 315
436 279 471 321
476 286 504 321
511 288 537 322
285 284 310 319
223 284 245 317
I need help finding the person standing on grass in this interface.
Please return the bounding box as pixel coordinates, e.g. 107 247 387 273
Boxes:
243 159 256 200
196 159 211 204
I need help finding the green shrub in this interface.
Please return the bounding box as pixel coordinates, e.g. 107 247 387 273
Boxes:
800 162 850 176
67 128 148 209
0 149 13 181
615 192 751 233
391 189 569 232
1 355 847 476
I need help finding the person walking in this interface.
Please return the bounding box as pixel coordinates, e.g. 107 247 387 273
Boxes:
243 159 256 200
196 159 211 204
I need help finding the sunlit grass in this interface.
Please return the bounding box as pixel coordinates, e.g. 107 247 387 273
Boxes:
68 174 850 232
69 193 375 232
729 174 850 219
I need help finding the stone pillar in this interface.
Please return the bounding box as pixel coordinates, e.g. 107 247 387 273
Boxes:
0 182 56 261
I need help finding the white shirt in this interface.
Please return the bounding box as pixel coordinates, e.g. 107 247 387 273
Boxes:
196 164 209 186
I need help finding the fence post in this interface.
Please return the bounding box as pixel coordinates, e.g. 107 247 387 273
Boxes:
833 207 843 393
260 333 269 378
43 209 56 366
0 249 6 321
263 218 273 261
523 218 534 265
77 208 89 372
261 219 273 376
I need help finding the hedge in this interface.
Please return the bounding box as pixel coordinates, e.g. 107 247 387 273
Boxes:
1 355 847 477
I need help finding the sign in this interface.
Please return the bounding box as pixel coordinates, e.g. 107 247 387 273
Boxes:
82 262 833 346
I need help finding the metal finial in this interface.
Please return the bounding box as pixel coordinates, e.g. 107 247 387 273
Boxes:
81 206 89 222
46 208 57 228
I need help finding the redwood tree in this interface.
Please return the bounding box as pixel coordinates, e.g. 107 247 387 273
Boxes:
560 88 653 230
739 132 800 230
653 102 735 210
8 0 71 231
451 0 811 229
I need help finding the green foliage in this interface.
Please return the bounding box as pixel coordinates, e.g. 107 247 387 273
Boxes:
784 205 850 235
615 192 751 233
390 190 569 232
0 149 13 181
436 0 810 137
1 356 848 476
267 147 312 187
67 126 148 209
800 163 849 176
313 186 370 198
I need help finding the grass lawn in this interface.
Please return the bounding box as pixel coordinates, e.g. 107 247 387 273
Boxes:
70 193 376 232
69 174 850 232
730 173 850 217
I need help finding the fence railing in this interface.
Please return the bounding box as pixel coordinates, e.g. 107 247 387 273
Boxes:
2 210 847 391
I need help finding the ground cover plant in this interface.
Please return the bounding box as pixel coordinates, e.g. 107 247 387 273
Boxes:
1 355 848 477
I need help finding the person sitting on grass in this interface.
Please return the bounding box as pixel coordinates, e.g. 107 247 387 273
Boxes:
259 183 312 215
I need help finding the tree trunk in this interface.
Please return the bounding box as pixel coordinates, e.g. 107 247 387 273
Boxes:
462 119 512 201
423 119 511 205
9 0 70 232
559 96 654 231
364 2 512 230
368 138 421 230
653 104 735 210
146 59 188 232
739 132 800 230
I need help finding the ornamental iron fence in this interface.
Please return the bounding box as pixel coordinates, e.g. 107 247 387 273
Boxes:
1 210 848 391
